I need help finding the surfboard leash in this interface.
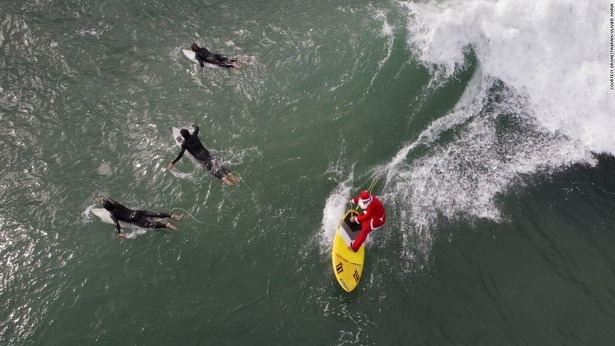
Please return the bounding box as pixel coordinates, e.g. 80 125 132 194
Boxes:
366 176 378 194
234 172 256 195
172 208 207 225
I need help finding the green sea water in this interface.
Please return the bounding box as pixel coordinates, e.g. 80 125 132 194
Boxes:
2 0 615 344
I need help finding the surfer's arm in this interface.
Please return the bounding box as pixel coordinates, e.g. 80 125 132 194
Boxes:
356 206 373 224
110 214 122 234
356 212 371 224
169 146 186 167
195 54 205 67
191 124 200 136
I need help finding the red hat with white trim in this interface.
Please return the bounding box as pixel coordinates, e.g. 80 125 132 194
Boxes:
358 191 372 209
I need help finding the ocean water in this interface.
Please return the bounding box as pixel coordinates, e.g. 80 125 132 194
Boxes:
1 0 614 344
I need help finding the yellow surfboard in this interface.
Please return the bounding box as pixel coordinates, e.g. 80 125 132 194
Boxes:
331 209 365 292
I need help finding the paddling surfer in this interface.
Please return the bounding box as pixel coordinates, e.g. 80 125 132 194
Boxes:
190 43 238 68
167 124 239 186
348 191 386 252
95 197 182 239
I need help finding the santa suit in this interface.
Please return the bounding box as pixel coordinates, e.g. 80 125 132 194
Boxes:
350 192 386 252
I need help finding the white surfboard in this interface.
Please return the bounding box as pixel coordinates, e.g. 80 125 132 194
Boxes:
182 49 221 68
90 208 147 230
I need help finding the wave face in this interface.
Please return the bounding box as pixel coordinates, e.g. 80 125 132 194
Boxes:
383 0 612 230
358 0 615 266
402 0 614 154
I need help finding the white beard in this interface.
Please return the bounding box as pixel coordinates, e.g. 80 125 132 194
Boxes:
358 201 371 209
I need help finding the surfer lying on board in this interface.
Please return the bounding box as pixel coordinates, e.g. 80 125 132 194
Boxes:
167 124 239 186
95 198 182 239
190 43 238 68
348 191 386 252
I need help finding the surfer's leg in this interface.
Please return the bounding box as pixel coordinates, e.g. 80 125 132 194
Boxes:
142 219 177 230
210 160 234 185
131 215 170 230
132 218 154 229
139 210 172 219
351 223 372 252
220 165 238 183
213 53 227 61
227 172 239 183
207 54 232 67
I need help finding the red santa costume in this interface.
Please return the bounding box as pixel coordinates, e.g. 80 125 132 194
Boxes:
350 190 386 252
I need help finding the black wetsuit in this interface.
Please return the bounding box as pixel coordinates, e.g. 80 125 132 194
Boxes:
172 125 231 179
194 47 236 68
103 198 171 234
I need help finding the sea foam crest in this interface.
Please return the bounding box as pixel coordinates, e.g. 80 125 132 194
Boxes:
379 0 610 232
401 0 614 155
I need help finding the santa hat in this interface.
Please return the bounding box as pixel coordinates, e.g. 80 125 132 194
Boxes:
358 191 372 208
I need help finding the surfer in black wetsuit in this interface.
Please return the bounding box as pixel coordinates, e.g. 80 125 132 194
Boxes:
96 198 182 239
190 43 238 68
167 124 239 186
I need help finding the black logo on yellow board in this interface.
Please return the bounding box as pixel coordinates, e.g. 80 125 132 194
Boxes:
336 262 343 274
353 270 360 282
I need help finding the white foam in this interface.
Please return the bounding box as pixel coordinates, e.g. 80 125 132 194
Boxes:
123 229 149 239
318 175 354 255
374 9 394 68
82 204 97 222
168 169 195 180
401 0 614 155
368 9 395 88
380 0 612 231
386 74 596 228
